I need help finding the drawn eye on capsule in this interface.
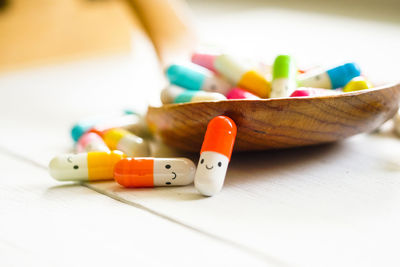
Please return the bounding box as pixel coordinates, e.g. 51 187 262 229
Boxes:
49 151 125 182
66 155 80 169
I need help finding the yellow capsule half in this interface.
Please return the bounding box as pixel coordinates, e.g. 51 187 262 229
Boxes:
343 76 373 92
102 128 150 157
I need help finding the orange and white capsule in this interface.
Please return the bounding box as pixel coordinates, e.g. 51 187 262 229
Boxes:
114 157 196 187
194 116 237 196
102 128 150 157
49 151 125 181
76 132 110 153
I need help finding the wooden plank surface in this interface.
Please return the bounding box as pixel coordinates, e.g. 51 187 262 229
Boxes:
0 152 273 267
1 1 400 267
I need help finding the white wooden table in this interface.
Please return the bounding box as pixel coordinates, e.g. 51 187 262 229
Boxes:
1 1 400 266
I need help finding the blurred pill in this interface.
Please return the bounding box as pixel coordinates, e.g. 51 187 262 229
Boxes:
343 76 373 92
192 52 273 78
298 62 361 89
76 132 110 153
214 54 271 98
161 85 226 104
191 52 218 73
71 117 102 142
226 88 260 100
166 64 231 95
102 128 150 157
290 87 340 97
70 112 146 142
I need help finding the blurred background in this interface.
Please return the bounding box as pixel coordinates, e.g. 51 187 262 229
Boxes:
1 0 400 69
0 0 399 129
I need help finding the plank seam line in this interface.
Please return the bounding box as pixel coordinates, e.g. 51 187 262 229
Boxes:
0 145 290 267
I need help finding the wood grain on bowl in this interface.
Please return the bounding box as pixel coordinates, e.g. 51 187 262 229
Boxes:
147 83 400 152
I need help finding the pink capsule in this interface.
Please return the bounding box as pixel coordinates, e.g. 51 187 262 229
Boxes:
76 132 110 153
226 88 260 100
290 88 340 97
191 53 218 73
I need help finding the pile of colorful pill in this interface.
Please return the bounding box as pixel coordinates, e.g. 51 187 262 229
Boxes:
162 52 372 104
49 107 236 196
49 51 374 197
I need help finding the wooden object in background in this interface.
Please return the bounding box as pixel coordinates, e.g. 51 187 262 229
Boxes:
0 0 195 72
129 0 196 65
0 0 136 71
147 83 400 151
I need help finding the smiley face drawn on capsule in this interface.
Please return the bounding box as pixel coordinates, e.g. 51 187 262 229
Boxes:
114 157 196 188
194 116 237 196
49 153 88 181
163 164 176 185
153 158 196 186
194 151 230 196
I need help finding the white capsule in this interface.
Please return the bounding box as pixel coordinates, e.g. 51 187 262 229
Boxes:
194 151 230 196
161 85 226 104
297 62 361 89
297 71 332 88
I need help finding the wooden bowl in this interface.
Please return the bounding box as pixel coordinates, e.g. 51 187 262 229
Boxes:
146 83 400 152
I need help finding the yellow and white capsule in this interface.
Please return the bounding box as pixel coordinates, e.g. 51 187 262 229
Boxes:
102 128 150 157
214 54 271 98
49 151 125 181
161 85 226 104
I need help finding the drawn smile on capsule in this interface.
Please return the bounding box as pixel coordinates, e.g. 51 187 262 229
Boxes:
206 165 214 170
171 172 177 179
